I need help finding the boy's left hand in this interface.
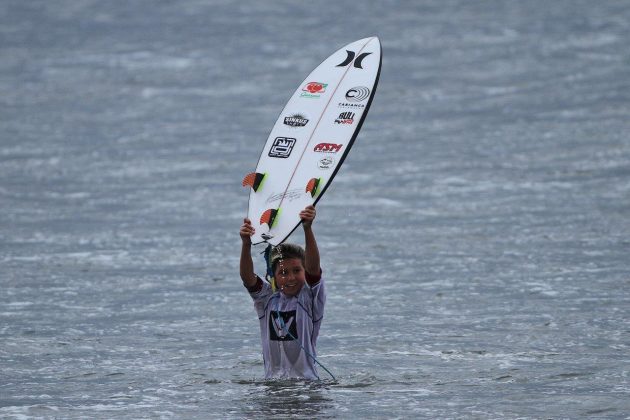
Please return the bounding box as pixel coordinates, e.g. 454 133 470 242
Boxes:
300 205 316 228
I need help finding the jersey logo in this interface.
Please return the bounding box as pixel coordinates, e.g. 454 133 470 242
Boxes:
336 50 372 69
270 310 298 341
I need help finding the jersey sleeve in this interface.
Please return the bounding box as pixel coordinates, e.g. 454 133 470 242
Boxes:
248 276 272 318
308 275 326 323
305 268 322 286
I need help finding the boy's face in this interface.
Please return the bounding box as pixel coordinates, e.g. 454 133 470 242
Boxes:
274 258 306 297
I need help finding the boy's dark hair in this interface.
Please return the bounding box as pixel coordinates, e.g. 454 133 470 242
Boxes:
270 243 305 275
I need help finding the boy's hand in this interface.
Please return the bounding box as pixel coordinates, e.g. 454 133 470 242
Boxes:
300 205 316 229
240 218 255 244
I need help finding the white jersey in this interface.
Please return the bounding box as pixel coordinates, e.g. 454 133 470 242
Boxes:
248 274 325 379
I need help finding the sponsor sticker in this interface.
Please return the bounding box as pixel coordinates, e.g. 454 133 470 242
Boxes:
317 156 335 170
283 113 309 128
314 143 343 153
338 86 370 108
300 82 328 99
334 111 355 125
345 86 371 102
268 137 296 158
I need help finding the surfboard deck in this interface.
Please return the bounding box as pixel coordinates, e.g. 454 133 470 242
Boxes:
243 37 382 246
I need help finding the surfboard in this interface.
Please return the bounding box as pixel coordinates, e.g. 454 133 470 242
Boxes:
243 37 382 246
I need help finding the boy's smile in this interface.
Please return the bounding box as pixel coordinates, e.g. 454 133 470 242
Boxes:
275 258 306 297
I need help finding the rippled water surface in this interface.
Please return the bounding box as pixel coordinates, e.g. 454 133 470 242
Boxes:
2 0 630 418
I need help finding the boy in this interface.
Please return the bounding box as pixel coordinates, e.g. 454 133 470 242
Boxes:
239 205 325 379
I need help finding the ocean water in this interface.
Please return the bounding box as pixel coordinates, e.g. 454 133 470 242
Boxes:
1 0 630 418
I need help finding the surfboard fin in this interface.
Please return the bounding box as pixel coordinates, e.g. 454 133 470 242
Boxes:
242 172 266 192
260 208 280 228
306 177 322 198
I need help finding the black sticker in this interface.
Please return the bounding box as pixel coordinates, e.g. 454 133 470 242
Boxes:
268 137 296 158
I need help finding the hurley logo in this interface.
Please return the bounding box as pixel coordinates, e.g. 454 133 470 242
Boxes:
336 50 372 69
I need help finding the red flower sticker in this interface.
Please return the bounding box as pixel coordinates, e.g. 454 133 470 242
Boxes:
303 82 327 94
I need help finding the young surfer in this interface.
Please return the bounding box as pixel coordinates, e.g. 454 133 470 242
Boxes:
239 205 326 379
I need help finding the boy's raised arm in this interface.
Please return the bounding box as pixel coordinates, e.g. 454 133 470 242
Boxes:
300 205 321 276
239 218 258 288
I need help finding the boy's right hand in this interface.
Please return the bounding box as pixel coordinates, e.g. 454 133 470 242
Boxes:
240 218 255 244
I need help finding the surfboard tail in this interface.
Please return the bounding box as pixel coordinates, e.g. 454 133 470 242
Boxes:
260 208 280 228
242 172 266 192
306 177 322 198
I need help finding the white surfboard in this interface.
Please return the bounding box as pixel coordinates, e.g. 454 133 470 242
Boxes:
243 37 382 246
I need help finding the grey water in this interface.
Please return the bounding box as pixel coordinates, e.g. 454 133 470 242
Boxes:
1 0 629 418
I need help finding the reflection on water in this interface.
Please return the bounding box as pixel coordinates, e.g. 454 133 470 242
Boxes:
239 380 335 418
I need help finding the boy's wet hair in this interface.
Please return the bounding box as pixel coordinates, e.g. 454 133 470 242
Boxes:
270 243 305 274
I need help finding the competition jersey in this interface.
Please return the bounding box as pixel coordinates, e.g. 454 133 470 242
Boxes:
248 272 325 379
